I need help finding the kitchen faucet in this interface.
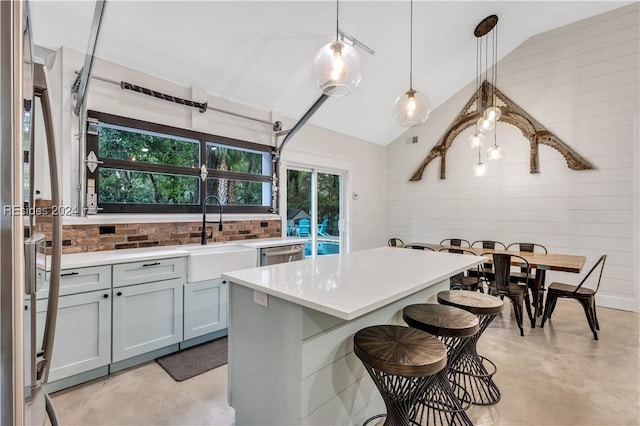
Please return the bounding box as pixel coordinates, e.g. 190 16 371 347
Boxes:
201 195 223 245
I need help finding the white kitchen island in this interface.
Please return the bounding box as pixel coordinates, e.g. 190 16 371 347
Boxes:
222 247 483 426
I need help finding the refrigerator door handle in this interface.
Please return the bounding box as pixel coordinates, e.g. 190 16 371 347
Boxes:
33 63 62 387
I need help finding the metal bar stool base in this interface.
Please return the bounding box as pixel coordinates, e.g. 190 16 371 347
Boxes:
448 321 501 405
414 370 474 426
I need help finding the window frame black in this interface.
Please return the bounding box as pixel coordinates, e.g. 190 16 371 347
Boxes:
86 110 274 214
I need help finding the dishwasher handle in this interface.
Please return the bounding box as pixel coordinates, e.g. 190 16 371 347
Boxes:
262 246 303 257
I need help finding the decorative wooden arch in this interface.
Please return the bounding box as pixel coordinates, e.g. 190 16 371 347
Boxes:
409 80 594 181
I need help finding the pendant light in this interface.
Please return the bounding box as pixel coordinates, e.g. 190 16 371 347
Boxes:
487 130 503 160
473 15 500 134
393 0 430 127
312 0 361 97
473 146 486 177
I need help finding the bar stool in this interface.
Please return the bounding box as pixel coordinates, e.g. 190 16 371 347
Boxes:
437 290 504 406
403 304 478 426
354 325 447 426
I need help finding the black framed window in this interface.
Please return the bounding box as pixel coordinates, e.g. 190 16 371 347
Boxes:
87 111 273 213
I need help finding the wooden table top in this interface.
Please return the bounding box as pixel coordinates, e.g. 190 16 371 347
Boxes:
402 243 586 273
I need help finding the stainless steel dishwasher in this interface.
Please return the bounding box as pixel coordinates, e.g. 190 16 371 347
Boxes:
260 244 305 266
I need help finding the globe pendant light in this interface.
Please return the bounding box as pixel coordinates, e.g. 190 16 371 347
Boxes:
393 0 430 126
487 130 503 160
468 131 485 148
473 146 486 177
312 0 361 97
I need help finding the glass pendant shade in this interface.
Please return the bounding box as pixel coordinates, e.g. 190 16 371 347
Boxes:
393 89 431 127
473 161 486 177
477 116 495 132
484 106 501 122
487 144 503 160
313 41 361 97
468 131 485 148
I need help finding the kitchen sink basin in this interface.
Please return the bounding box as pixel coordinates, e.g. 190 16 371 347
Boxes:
181 244 257 282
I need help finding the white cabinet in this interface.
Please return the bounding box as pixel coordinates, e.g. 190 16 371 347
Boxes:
184 279 228 340
34 290 112 382
28 265 112 384
112 278 184 362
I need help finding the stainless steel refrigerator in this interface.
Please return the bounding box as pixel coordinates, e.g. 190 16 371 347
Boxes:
1 1 62 424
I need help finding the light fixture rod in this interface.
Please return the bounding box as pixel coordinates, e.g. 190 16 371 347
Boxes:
338 29 375 55
409 0 414 89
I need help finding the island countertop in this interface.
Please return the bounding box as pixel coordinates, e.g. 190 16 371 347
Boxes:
222 246 484 320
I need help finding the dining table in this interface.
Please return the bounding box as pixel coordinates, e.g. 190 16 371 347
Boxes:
401 243 587 326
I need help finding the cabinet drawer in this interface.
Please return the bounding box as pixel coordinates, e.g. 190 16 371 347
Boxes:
38 265 111 299
113 257 186 288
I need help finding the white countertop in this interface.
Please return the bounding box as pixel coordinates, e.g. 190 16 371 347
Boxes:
236 237 308 249
222 247 485 320
49 237 308 270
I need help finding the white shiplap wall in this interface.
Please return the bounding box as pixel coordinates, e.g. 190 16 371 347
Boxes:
385 4 639 312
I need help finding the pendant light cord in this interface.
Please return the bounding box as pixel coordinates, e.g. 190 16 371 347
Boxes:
409 0 413 90
335 0 339 41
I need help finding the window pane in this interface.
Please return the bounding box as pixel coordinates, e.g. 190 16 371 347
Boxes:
99 168 199 204
99 124 199 167
286 170 312 238
206 143 267 175
206 178 268 206
317 172 341 256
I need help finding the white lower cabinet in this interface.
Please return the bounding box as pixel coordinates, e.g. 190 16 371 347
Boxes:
184 279 228 340
112 278 184 363
35 290 112 382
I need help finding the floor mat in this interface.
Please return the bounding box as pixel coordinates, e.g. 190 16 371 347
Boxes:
156 337 227 382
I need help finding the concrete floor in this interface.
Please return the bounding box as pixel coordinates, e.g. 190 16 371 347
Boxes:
49 299 639 425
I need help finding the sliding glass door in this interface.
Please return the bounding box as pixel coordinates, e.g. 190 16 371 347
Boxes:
286 167 343 257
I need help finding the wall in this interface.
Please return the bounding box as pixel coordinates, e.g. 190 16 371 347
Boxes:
41 45 385 252
385 4 639 311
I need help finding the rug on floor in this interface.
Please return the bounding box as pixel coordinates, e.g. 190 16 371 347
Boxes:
156 337 227 382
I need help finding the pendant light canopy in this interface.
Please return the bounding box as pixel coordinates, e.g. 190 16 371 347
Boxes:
393 0 430 127
312 0 361 97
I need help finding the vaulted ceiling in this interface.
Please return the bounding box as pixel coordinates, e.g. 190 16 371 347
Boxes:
30 1 630 145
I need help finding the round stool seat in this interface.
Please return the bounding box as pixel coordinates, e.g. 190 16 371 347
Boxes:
354 325 447 377
403 304 479 338
438 290 503 315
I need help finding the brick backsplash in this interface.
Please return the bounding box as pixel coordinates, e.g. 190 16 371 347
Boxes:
35 219 282 254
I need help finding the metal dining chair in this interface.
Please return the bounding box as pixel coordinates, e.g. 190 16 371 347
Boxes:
470 240 507 281
483 252 534 336
439 248 482 292
405 245 435 251
440 238 471 249
507 242 548 318
540 255 607 340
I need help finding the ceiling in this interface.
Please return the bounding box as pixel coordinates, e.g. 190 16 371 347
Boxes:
30 1 630 146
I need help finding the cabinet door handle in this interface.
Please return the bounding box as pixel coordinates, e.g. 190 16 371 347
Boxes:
142 262 161 267
116 291 122 296
222 280 227 284
60 271 79 277
103 294 109 299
